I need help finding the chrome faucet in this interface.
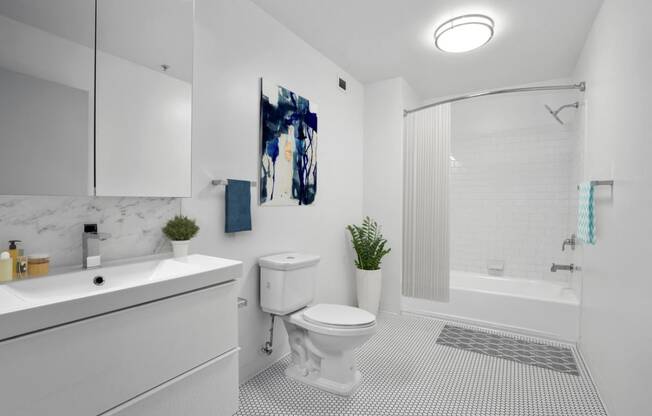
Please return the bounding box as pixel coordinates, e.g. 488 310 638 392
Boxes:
562 234 576 251
550 263 575 273
82 224 111 269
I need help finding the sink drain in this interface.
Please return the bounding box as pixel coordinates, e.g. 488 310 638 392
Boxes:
93 276 105 286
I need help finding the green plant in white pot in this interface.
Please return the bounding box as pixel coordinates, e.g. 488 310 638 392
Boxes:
346 216 391 315
163 215 199 258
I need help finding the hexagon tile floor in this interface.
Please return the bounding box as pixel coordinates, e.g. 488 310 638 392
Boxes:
236 314 606 416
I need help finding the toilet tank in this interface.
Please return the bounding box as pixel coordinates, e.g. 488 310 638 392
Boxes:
259 253 320 315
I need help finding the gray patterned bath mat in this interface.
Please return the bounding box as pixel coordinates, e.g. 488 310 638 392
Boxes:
436 324 579 375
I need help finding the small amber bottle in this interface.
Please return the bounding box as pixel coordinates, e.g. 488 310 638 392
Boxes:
27 254 50 277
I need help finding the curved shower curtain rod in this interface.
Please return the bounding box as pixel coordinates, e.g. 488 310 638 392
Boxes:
403 82 586 117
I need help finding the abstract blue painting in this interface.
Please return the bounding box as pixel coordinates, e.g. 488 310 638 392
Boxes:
260 80 318 206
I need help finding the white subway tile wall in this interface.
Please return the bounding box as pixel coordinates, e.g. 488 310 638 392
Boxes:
450 125 579 281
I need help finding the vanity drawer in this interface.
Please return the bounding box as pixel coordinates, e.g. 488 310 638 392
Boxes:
0 281 237 416
101 348 239 416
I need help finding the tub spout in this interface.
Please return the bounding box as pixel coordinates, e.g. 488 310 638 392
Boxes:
550 263 575 273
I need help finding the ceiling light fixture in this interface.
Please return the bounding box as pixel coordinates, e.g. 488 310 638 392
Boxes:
434 14 494 53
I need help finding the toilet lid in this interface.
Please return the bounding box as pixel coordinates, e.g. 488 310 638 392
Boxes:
303 304 376 327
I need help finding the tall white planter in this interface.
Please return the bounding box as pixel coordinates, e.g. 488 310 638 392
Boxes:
356 268 382 315
171 240 190 258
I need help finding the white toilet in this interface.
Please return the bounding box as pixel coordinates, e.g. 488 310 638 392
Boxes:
259 253 377 396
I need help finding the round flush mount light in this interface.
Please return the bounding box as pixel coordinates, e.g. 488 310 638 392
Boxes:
434 14 495 53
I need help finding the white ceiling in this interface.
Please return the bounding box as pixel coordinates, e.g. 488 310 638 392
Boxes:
249 0 603 99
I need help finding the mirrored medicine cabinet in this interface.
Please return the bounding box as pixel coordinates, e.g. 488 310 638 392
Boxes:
0 0 193 197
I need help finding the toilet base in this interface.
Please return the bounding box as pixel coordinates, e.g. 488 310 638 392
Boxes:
285 364 362 396
279 307 376 397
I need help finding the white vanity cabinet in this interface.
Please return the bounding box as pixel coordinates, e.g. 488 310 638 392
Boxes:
0 280 239 416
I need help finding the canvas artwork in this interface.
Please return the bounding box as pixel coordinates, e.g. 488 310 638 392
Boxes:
260 80 318 206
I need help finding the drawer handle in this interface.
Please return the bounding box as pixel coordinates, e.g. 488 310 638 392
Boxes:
93 276 105 286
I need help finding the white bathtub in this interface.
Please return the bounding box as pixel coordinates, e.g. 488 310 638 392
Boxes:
401 270 580 341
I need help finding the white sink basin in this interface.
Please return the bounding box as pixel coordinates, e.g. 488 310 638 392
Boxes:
0 254 241 340
4 255 226 303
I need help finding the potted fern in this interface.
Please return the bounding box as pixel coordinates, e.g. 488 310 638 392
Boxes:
163 215 200 258
346 217 391 315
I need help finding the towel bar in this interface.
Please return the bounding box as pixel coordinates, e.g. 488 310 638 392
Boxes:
577 180 613 190
211 179 257 187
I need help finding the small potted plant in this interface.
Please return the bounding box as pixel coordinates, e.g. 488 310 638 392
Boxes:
162 215 200 258
346 216 391 315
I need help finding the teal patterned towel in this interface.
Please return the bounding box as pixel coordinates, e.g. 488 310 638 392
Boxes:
577 181 596 244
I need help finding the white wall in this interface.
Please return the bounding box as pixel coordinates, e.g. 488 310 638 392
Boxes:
363 77 419 314
184 0 364 382
573 1 652 414
450 90 580 281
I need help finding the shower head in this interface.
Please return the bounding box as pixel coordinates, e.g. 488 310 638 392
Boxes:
545 104 564 124
544 102 579 125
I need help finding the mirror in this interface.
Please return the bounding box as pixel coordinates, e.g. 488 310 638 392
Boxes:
0 0 94 196
0 0 192 198
95 0 193 197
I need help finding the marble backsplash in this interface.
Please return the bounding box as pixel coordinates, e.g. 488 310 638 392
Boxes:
0 196 181 267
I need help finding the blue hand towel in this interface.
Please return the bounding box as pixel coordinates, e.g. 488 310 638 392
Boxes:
225 180 252 233
577 181 595 244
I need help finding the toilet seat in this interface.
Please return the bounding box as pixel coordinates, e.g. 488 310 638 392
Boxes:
303 304 376 328
287 304 377 337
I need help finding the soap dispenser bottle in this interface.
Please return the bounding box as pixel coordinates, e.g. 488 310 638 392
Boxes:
8 240 21 278
0 251 11 282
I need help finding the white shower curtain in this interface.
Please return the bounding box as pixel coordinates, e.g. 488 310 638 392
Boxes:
402 104 450 302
